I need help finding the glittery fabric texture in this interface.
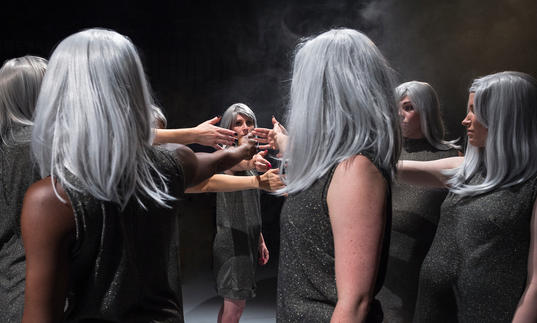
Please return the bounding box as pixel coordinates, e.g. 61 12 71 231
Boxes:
277 154 391 323
414 171 537 323
62 147 186 322
213 171 262 300
0 125 41 323
377 138 459 323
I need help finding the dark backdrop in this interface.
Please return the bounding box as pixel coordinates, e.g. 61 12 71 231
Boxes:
2 0 537 277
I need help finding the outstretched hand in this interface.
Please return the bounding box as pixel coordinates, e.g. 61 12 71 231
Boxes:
194 116 236 149
258 168 285 192
249 150 272 172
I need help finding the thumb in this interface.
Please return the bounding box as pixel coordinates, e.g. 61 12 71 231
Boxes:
207 116 221 125
272 115 279 125
259 150 268 156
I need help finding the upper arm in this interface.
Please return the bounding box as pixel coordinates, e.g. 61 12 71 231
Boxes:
397 156 464 188
327 156 387 306
512 197 537 322
21 178 75 323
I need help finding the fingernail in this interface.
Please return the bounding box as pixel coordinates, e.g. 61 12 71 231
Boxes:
268 162 272 169
217 115 222 118
234 132 238 136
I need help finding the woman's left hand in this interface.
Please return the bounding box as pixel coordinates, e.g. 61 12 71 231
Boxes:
258 242 269 265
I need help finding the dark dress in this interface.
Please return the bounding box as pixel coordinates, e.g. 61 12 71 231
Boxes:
0 125 41 323
414 171 537 323
377 138 458 323
277 154 391 323
213 171 262 300
62 147 185 322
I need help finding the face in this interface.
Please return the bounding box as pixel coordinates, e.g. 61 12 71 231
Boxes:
232 113 254 139
399 96 423 139
461 92 488 148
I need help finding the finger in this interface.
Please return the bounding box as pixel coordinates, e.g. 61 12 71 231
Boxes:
253 137 270 144
216 127 237 136
206 116 221 125
257 144 271 150
212 144 224 150
259 150 268 156
272 115 279 125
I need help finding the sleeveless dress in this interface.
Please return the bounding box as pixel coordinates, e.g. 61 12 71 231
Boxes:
213 171 262 299
0 125 41 323
62 147 186 322
414 171 537 323
377 138 458 323
277 154 391 322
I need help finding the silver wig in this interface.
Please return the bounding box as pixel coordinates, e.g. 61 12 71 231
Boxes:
447 71 537 196
220 103 258 131
0 56 47 144
281 28 401 194
32 28 172 208
396 81 460 150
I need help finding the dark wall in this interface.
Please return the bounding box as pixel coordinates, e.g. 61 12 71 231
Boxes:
2 0 537 277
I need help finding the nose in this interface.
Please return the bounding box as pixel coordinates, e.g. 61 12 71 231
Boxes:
461 114 471 127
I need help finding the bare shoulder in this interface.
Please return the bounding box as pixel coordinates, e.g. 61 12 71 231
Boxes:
336 155 386 186
22 177 74 236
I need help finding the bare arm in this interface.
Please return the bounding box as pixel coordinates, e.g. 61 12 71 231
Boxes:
185 168 284 193
327 155 387 322
153 116 236 148
397 156 464 188
512 198 537 323
258 233 269 265
174 139 256 188
22 178 75 323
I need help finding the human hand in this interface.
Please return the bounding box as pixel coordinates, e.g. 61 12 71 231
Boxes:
194 116 236 149
268 116 288 155
252 127 271 150
234 135 257 161
248 150 272 172
258 242 269 265
257 168 285 192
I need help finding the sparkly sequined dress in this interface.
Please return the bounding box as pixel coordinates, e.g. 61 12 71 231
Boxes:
277 155 391 323
414 171 537 323
214 171 262 300
377 138 458 323
62 148 185 322
0 125 41 323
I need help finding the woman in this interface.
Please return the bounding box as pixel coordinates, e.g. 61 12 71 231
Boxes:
211 102 271 323
276 28 401 322
21 28 255 322
0 55 47 322
377 81 460 322
398 71 537 322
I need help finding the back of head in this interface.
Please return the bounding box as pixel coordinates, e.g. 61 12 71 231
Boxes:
282 28 400 194
0 56 47 144
449 71 537 196
220 103 258 130
32 28 172 208
396 81 459 150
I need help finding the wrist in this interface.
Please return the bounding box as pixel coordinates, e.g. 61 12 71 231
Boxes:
252 175 261 189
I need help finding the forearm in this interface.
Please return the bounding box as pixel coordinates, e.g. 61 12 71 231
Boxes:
153 128 198 145
331 298 370 323
230 159 252 171
185 174 259 193
513 282 537 322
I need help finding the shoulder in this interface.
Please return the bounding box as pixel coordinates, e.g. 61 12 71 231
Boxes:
22 177 74 237
337 155 386 184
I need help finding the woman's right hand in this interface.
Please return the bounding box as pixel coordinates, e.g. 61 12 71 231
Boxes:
234 135 257 161
258 168 285 192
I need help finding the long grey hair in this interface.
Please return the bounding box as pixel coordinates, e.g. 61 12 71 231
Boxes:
0 56 47 145
396 81 460 150
447 71 537 196
281 28 401 194
220 103 257 131
32 28 173 208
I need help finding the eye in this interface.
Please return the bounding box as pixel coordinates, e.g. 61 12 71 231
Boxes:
402 104 414 112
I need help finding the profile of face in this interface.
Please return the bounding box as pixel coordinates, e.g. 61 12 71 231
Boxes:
399 96 423 139
462 92 488 147
232 113 254 139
